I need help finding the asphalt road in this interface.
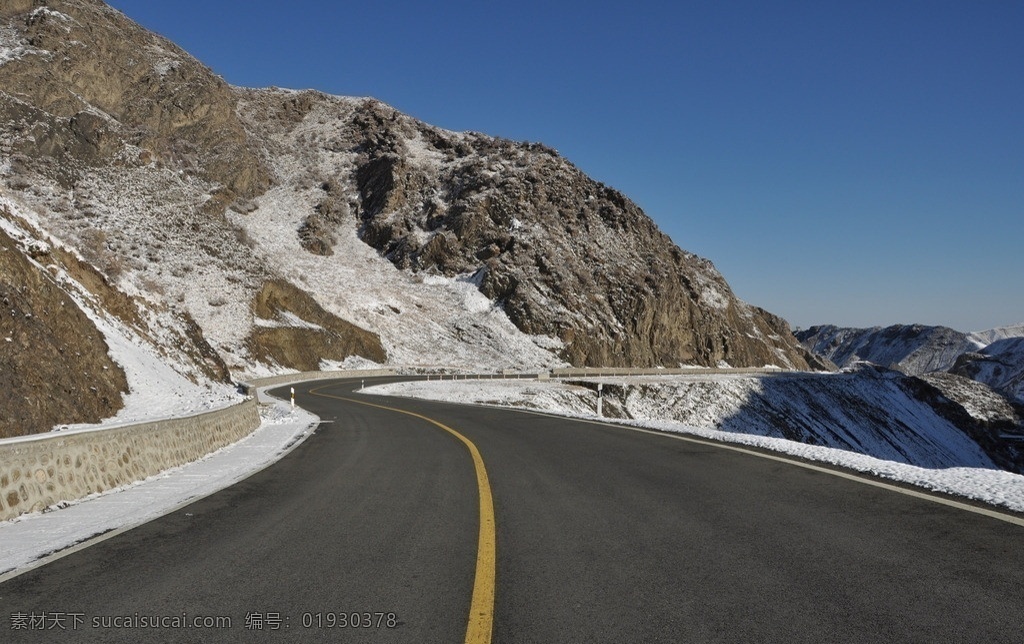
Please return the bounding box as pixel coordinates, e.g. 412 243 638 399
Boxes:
1 376 1022 643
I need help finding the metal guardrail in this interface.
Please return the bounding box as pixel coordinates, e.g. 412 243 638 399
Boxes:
549 366 789 378
240 369 399 393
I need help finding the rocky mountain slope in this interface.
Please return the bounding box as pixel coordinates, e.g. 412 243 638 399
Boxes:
0 0 267 203
1 0 811 434
235 89 811 369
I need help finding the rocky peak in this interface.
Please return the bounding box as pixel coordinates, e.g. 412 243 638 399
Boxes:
325 102 810 368
0 0 268 204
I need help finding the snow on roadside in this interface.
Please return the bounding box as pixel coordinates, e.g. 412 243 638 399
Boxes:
365 378 1024 514
0 394 318 579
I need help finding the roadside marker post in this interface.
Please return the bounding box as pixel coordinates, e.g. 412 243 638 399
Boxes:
290 387 295 409
597 383 603 418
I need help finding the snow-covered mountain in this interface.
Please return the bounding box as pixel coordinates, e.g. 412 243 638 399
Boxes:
797 322 1024 405
971 324 1024 346
0 0 812 435
794 324 986 375
951 338 1024 403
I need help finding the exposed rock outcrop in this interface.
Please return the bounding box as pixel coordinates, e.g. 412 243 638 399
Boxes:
0 225 127 437
247 280 386 372
0 0 269 202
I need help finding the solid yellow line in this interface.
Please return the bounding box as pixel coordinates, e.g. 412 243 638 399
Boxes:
309 385 495 644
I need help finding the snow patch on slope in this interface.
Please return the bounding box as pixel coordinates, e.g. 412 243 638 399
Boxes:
58 307 237 430
0 23 42 67
147 43 181 77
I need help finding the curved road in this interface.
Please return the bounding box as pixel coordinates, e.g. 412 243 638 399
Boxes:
1 376 1022 642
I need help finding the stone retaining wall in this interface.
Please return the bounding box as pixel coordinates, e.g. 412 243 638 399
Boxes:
0 399 260 522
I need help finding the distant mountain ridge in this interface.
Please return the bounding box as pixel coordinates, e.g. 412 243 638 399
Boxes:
795 324 985 375
951 338 1024 403
796 323 1024 402
970 324 1024 346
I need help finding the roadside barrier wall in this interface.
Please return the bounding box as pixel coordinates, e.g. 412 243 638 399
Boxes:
550 367 785 378
241 369 398 393
0 399 260 522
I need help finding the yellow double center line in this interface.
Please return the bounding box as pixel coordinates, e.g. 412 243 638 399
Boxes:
310 385 495 644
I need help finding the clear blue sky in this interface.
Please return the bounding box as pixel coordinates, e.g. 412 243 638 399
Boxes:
106 0 1023 332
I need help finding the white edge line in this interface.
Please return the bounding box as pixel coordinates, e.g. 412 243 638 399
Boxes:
364 387 1024 529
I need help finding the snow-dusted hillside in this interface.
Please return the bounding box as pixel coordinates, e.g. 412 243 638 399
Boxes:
0 192 238 435
8 148 567 378
228 91 566 373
